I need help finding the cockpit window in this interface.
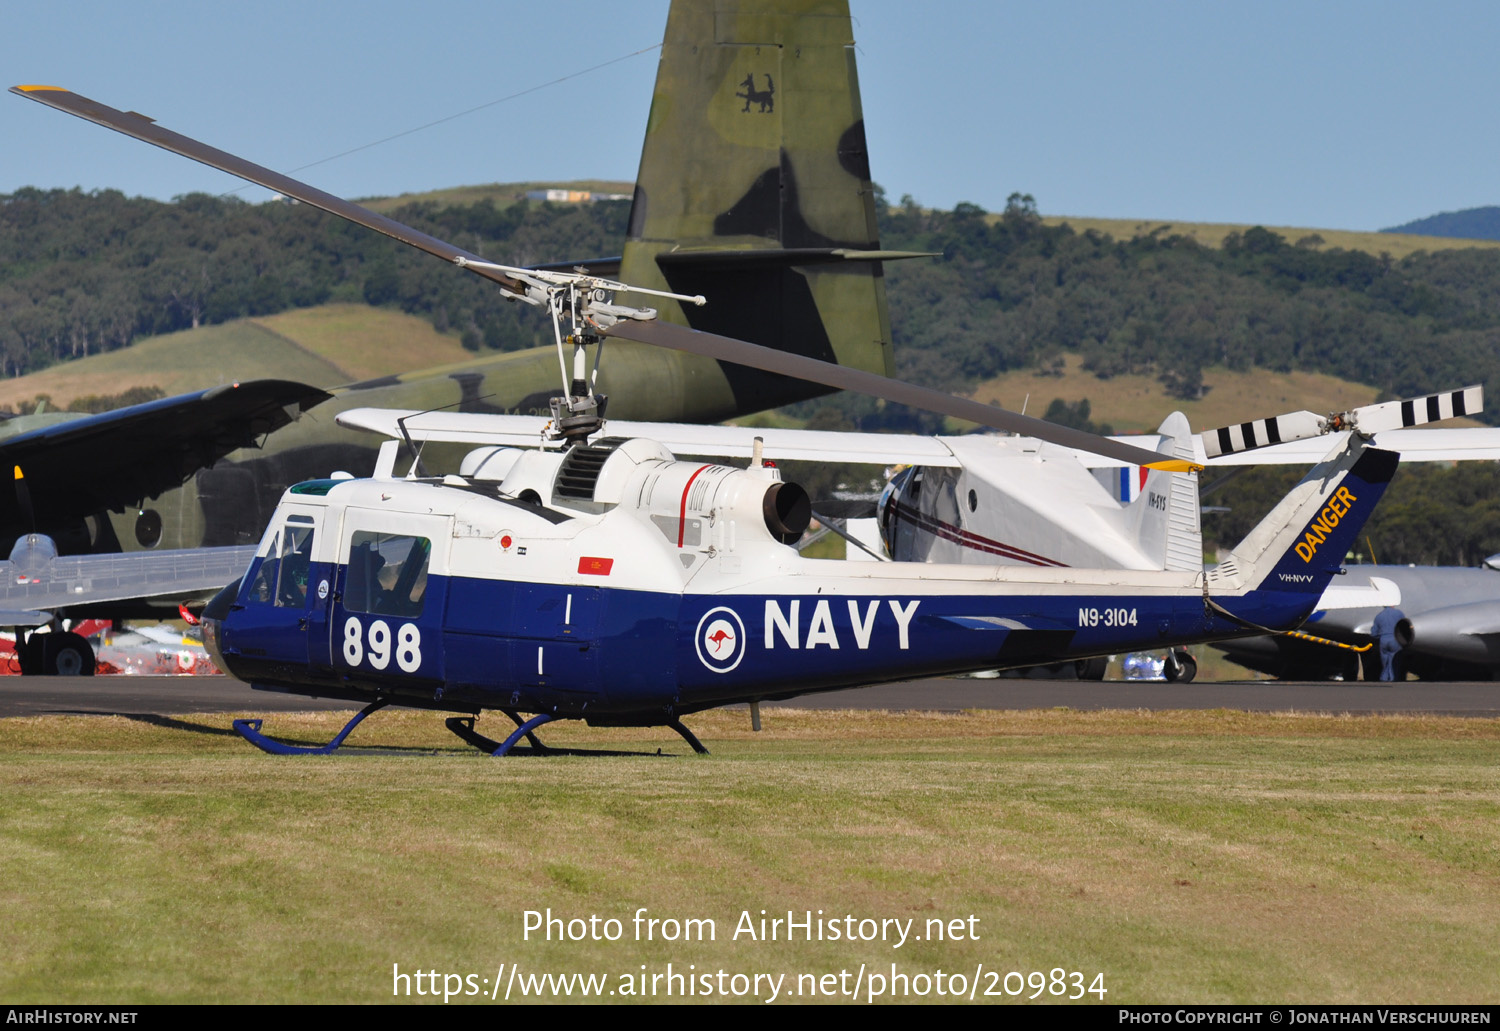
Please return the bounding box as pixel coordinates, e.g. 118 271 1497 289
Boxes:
247 531 280 605
247 523 316 607
343 531 431 618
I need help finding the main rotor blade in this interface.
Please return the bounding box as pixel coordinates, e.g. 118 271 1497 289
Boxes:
9 85 527 296
604 320 1193 471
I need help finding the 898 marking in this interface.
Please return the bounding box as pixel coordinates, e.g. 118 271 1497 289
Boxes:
1077 606 1137 628
343 616 422 672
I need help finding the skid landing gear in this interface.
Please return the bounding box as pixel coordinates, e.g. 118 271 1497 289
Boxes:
445 712 556 756
444 713 710 757
233 701 387 755
667 719 710 755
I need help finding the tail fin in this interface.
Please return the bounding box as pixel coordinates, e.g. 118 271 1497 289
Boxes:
1207 439 1399 597
620 0 904 409
1123 412 1203 572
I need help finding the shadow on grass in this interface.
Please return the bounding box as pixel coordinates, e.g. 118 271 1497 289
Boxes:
104 711 448 755
67 711 243 739
52 711 700 758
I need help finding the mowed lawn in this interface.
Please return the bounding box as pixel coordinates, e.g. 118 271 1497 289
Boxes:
0 708 1496 1004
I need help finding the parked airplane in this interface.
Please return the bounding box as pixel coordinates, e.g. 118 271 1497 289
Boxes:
0 379 326 672
1212 562 1500 681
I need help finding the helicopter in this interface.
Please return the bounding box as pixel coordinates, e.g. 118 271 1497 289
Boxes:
196 245 1403 755
11 32 1403 753
202 386 1395 755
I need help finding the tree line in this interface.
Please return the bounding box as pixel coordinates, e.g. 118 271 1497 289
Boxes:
7 185 1500 419
0 187 628 377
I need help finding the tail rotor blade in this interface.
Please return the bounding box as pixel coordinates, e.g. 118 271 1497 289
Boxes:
1351 385 1483 434
1202 411 1325 459
1200 385 1484 459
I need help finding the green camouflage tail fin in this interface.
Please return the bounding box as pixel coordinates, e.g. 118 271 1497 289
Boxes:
621 0 911 410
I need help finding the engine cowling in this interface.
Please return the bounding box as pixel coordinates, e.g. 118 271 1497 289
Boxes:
615 448 810 551
1393 602 1500 665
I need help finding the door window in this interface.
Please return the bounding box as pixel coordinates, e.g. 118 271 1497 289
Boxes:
344 532 431 618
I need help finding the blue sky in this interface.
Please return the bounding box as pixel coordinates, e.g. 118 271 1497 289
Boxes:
2 1 1496 231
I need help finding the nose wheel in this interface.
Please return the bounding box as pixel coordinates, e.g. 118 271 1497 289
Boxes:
1163 649 1197 683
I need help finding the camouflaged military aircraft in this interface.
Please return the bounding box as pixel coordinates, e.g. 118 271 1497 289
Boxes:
10 0 918 562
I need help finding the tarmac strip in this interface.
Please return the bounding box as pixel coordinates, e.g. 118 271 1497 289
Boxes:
1 675 1496 719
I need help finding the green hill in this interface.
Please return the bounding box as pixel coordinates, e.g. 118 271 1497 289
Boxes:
1381 206 1500 242
0 305 471 412
8 183 1500 433
1038 215 1500 260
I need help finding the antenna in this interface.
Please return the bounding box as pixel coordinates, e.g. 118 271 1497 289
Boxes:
393 393 497 477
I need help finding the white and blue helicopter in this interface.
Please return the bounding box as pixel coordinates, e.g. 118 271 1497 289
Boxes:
23 66 1411 754
198 258 1407 755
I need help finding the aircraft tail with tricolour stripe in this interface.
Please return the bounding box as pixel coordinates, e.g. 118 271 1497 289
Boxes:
1122 411 1204 572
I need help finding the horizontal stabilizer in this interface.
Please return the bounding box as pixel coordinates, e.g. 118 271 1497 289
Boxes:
1317 575 1401 611
1201 385 1483 459
654 248 938 270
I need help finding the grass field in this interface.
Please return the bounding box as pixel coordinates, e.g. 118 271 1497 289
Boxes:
1 708 1496 1004
250 304 474 383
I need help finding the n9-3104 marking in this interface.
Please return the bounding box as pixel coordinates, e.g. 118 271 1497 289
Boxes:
343 616 422 672
1077 607 1137 628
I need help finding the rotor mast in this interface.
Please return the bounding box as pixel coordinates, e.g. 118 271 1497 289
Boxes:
454 258 704 443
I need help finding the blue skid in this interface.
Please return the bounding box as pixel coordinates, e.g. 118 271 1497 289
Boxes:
233 701 387 755
443 712 710 756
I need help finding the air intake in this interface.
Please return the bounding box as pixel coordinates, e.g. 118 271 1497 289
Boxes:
554 437 629 501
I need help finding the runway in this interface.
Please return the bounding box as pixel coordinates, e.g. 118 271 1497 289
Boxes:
1 675 1497 719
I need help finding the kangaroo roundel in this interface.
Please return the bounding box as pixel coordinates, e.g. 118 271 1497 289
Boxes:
695 607 746 673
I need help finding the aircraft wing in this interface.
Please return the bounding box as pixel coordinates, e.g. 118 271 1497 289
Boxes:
0 380 330 529
335 409 964 467
0 545 256 626
1316 575 1401 612
340 407 1500 476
